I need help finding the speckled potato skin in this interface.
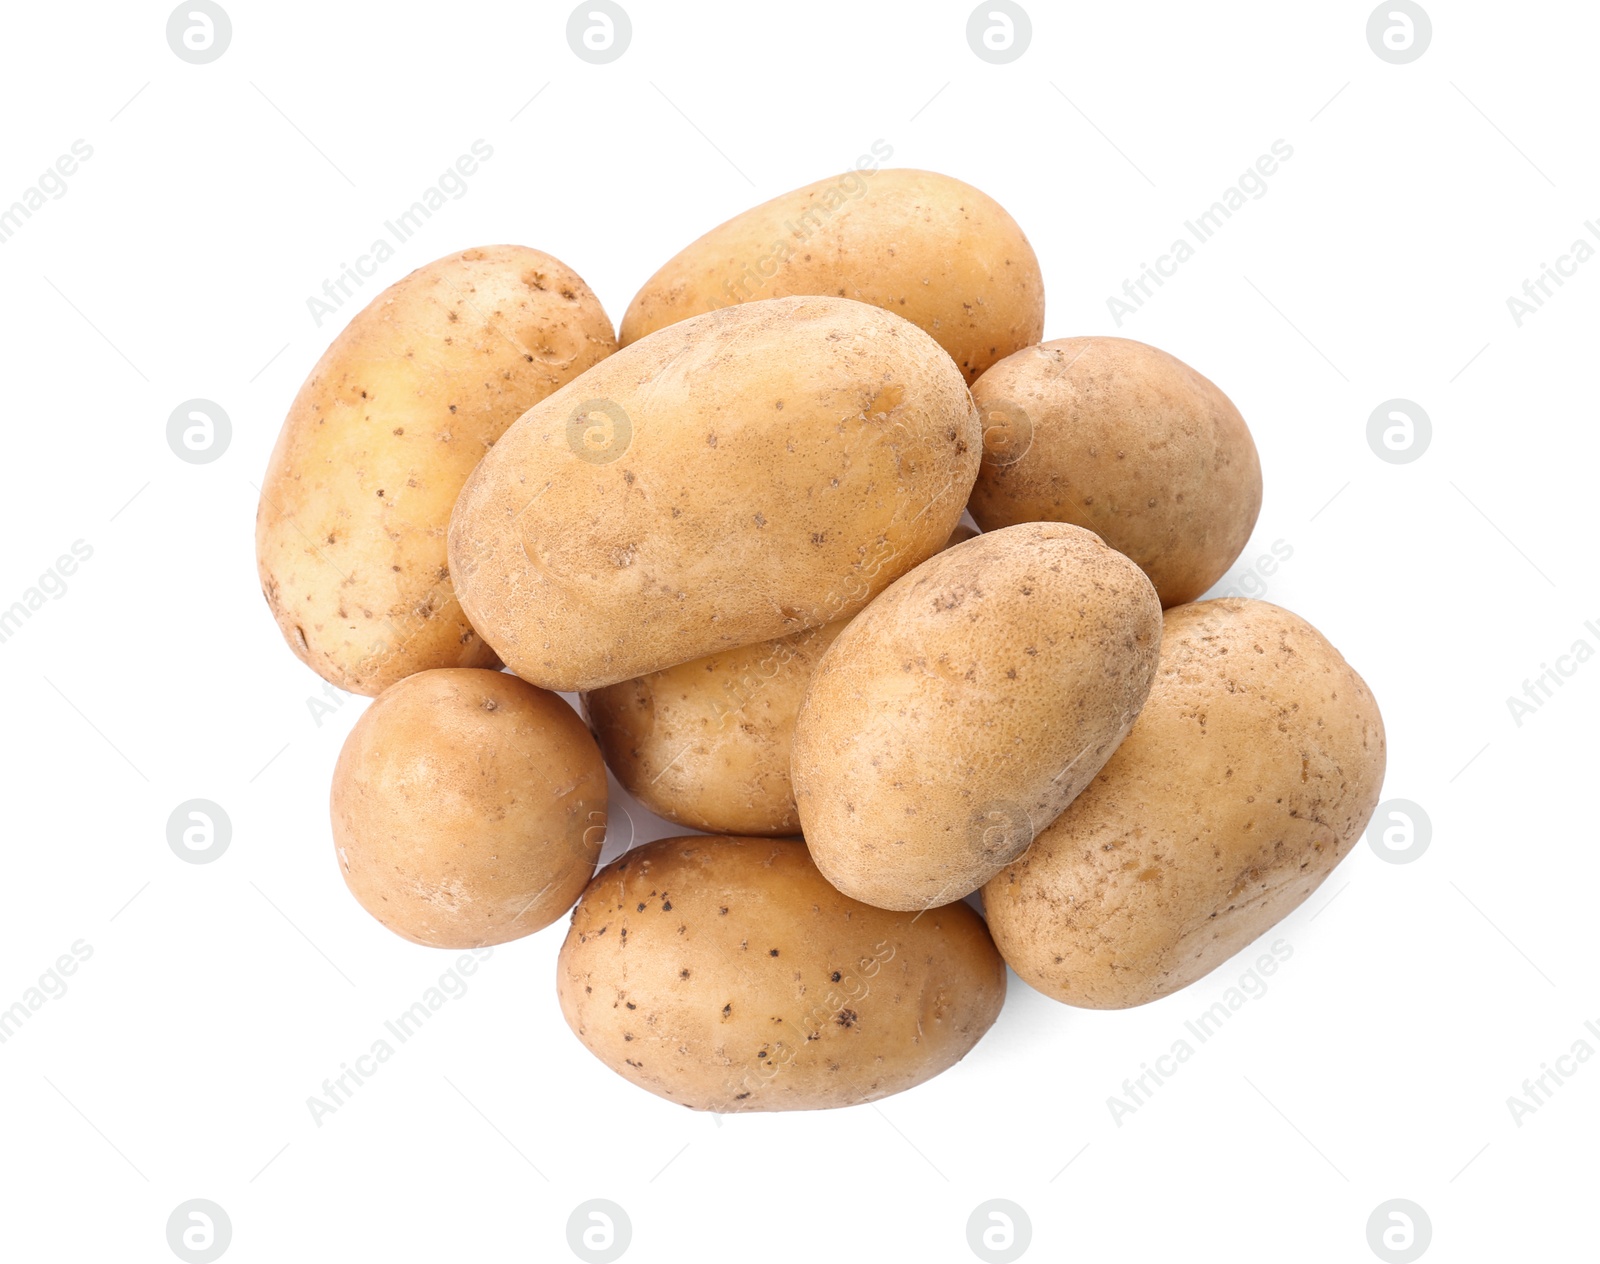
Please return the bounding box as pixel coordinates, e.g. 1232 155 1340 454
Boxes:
581 526 978 836
449 296 981 691
982 599 1386 1009
256 246 616 695
331 669 607 948
968 337 1263 607
792 522 1163 912
557 836 1006 1112
620 168 1044 384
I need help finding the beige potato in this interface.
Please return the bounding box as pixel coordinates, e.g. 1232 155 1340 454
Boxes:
792 522 1163 911
968 337 1263 607
449 296 980 692
557 836 1005 1111
621 168 1044 383
331 668 607 948
257 245 616 695
982 599 1386 1009
581 525 978 836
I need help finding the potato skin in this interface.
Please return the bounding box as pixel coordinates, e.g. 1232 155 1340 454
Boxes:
982 599 1386 1009
580 526 978 836
792 522 1162 911
257 246 616 695
620 168 1044 384
968 337 1263 607
331 668 607 948
449 296 981 691
556 836 1005 1111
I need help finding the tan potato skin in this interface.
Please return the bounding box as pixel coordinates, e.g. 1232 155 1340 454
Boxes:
982 599 1386 1009
968 337 1263 607
257 246 616 695
792 523 1163 911
581 526 978 836
557 836 1006 1112
620 168 1045 384
331 669 607 948
449 296 981 691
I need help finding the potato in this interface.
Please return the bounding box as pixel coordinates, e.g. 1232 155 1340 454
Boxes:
968 337 1263 607
620 168 1044 384
449 296 980 691
331 668 606 948
557 836 1005 1111
581 524 978 836
792 522 1162 911
257 245 616 695
982 598 1386 1008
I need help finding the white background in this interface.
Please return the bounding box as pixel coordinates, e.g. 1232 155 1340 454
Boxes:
1 2 1595 1261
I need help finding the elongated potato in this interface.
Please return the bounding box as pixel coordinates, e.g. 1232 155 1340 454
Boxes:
557 836 1006 1111
449 296 980 691
982 599 1386 1009
257 246 616 695
968 337 1262 607
621 168 1044 383
792 522 1162 911
581 525 977 836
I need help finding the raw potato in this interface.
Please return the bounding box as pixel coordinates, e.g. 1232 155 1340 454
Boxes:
792 522 1163 911
450 296 981 691
557 836 1006 1111
331 668 607 948
581 525 978 836
968 337 1263 607
621 168 1044 383
257 246 616 695
982 599 1386 1009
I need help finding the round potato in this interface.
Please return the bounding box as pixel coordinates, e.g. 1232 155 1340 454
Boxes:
449 296 980 692
257 245 616 695
968 337 1263 607
581 525 978 836
982 599 1386 1009
792 522 1162 911
331 668 607 947
620 168 1044 383
557 836 1006 1111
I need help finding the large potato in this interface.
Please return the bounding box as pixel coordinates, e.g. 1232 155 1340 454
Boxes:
331 668 607 947
257 246 615 695
449 296 980 691
620 168 1044 384
581 525 977 836
792 522 1162 911
557 836 1005 1111
982 599 1386 1009
968 337 1262 607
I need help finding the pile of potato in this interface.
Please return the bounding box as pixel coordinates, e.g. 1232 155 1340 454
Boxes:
257 170 1385 1113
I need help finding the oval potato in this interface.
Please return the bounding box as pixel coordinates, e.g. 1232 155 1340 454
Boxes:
792 522 1162 911
557 836 1006 1111
968 337 1263 607
982 598 1386 1008
621 168 1044 383
331 668 607 947
257 245 616 695
449 296 980 691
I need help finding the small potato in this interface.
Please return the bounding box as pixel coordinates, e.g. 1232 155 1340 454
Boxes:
257 246 616 695
331 668 607 947
450 296 980 691
968 337 1263 607
792 522 1162 911
621 168 1044 383
982 599 1386 1009
557 836 1006 1111
581 524 978 836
